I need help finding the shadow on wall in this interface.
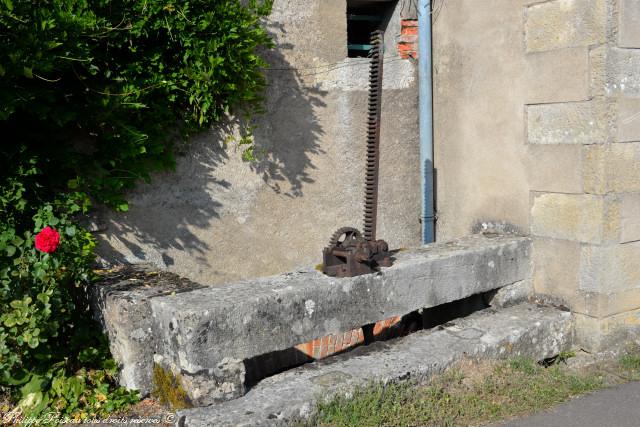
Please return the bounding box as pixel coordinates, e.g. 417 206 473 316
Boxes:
251 21 326 198
95 20 326 271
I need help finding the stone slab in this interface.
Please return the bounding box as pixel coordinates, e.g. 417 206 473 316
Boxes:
176 303 572 426
151 235 532 377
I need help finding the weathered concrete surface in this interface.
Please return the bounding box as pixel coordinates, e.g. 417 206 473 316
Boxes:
176 303 572 426
151 235 531 385
89 266 204 395
94 0 421 285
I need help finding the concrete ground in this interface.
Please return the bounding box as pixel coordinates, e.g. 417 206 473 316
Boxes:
499 381 640 427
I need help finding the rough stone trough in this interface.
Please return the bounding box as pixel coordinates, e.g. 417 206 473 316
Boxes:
91 233 537 408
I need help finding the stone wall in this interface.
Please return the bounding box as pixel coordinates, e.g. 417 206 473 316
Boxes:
94 0 422 286
434 0 640 351
528 0 640 351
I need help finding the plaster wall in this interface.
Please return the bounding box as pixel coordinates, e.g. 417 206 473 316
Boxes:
95 0 422 285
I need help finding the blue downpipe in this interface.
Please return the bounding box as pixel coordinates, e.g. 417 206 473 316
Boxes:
418 0 435 244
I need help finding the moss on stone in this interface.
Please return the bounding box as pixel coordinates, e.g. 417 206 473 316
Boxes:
152 364 192 410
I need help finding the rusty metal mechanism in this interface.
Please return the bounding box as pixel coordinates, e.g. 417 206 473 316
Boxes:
322 30 393 278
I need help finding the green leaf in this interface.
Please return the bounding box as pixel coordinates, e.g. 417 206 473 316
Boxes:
20 374 48 396
1 0 13 11
23 67 33 79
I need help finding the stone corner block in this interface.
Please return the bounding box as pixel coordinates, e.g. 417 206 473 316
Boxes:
526 100 609 145
574 309 640 352
584 143 640 194
531 193 620 244
532 238 581 308
525 0 606 53
580 241 640 294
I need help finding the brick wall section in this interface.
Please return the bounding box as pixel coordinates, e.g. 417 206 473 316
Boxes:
525 0 640 351
398 19 418 59
295 316 402 359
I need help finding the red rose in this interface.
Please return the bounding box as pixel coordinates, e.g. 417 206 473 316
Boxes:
35 226 61 254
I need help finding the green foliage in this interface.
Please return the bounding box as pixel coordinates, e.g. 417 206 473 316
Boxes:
0 0 273 422
0 178 138 421
0 0 273 209
152 364 191 410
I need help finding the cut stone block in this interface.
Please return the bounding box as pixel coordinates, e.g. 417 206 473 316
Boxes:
176 303 572 426
607 48 640 97
532 238 582 310
575 308 640 352
525 47 590 104
585 143 640 193
531 193 618 244
527 101 609 145
620 193 640 243
619 0 640 48
525 0 606 53
527 144 584 193
580 241 640 293
616 98 640 143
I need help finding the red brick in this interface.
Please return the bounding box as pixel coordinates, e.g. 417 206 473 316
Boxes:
295 342 313 358
401 19 418 27
401 26 418 36
400 34 418 44
398 43 418 59
328 343 335 356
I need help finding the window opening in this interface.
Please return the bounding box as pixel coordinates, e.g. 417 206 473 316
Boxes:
347 0 397 58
